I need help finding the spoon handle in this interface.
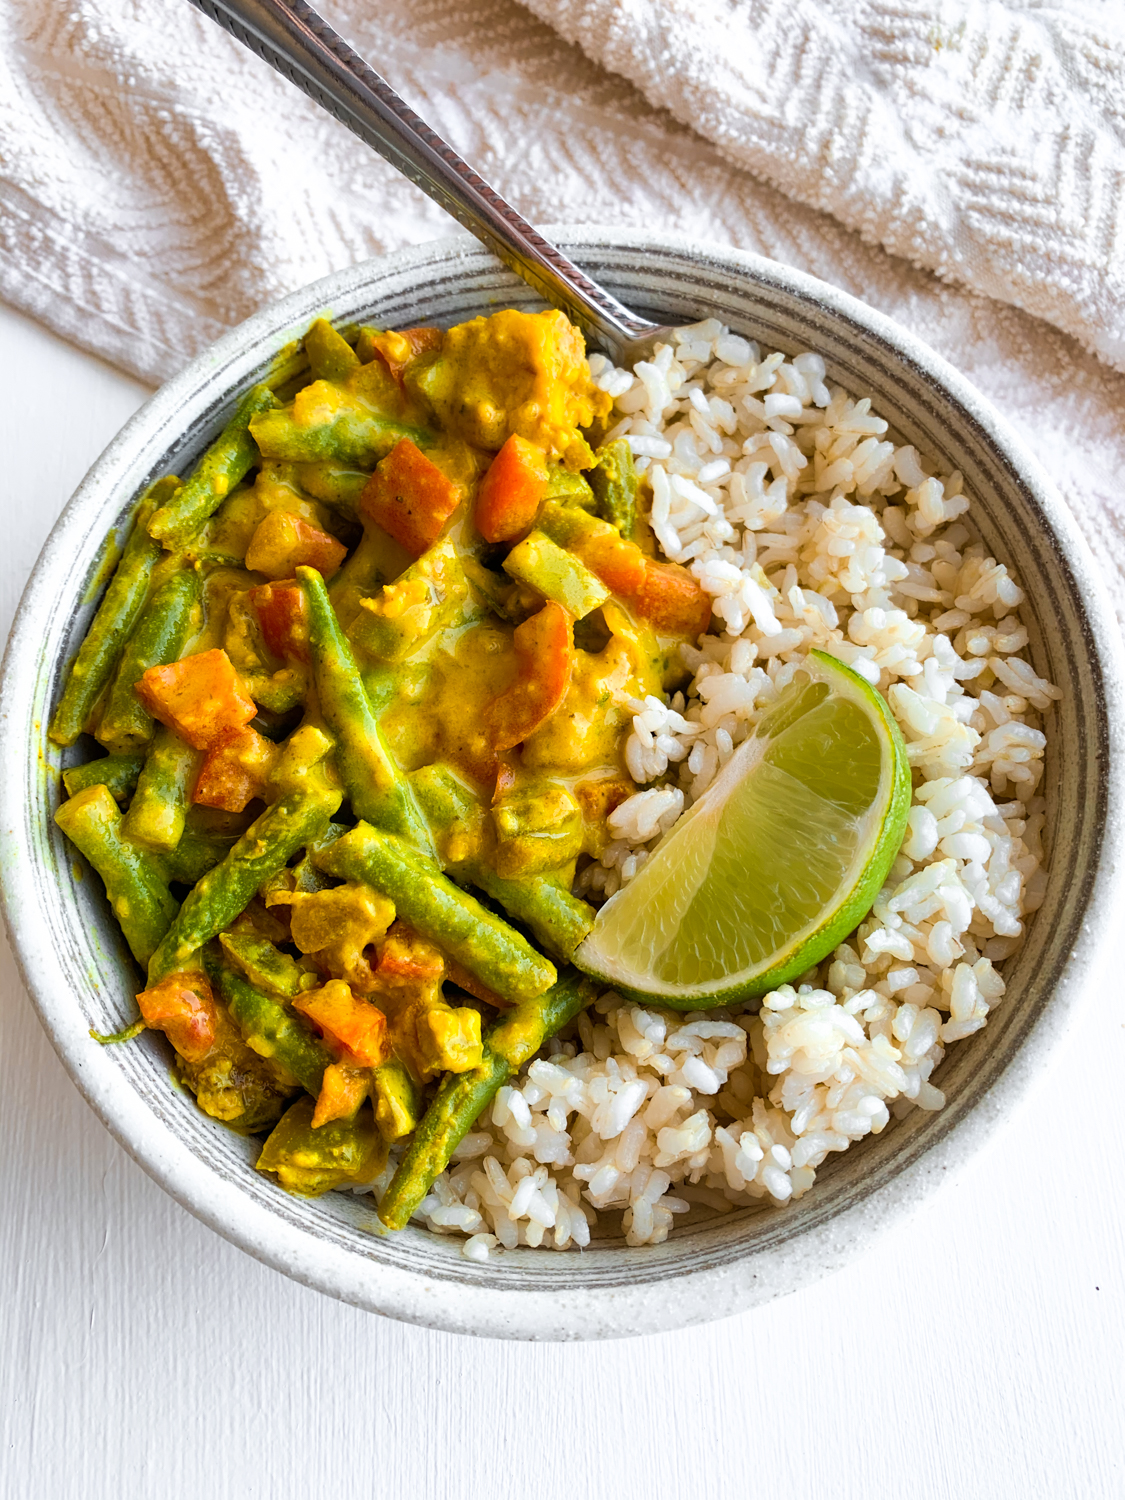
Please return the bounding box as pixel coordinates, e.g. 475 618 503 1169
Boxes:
186 0 661 361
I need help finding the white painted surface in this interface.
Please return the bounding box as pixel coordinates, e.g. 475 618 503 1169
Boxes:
1 298 1122 1499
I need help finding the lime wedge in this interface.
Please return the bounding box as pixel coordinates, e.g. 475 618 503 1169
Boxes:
575 650 911 1009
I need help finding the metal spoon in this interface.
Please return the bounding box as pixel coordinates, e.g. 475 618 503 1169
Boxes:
186 0 674 366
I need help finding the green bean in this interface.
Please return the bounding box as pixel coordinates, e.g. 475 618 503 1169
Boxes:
488 972 595 1066
250 399 431 468
537 500 623 555
49 482 173 746
311 822 556 1006
296 461 370 514
362 661 402 718
371 1058 423 1142
589 439 639 535
161 825 238 886
62 752 145 804
149 384 275 547
298 566 434 855
147 783 341 983
91 1019 147 1046
469 867 593 963
380 1056 508 1230
219 930 305 997
260 820 344 900
407 761 487 856
97 568 202 753
501 530 609 620
350 537 476 664
490 783 583 879
326 520 412 636
216 963 329 1097
304 317 361 382
122 727 202 854
460 555 521 623
257 1096 382 1196
378 971 592 1230
545 464 597 509
263 341 310 398
407 762 594 958
54 784 179 967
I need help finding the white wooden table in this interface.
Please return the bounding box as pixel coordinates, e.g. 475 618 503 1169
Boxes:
2 299 1122 1500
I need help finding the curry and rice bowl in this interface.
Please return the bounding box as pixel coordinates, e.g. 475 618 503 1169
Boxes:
388 321 1059 1259
48 306 1058 1264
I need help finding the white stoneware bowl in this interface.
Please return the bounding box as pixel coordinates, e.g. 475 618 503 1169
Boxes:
2 230 1122 1341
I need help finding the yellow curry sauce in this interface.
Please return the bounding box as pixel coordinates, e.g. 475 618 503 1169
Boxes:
51 308 713 1204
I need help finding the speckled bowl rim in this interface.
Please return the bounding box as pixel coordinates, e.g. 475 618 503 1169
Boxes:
2 227 1123 1341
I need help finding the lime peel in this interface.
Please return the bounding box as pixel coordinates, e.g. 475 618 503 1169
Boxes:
575 650 912 1010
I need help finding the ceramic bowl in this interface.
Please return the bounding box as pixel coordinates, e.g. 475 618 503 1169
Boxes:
2 229 1122 1341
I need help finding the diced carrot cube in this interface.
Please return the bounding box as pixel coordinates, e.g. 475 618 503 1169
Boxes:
137 973 218 1062
311 1061 369 1128
249 582 309 662
576 529 647 595
474 434 549 543
246 510 347 580
360 438 461 557
633 560 713 637
294 980 389 1068
135 648 257 750
484 600 573 751
193 726 277 813
365 326 444 384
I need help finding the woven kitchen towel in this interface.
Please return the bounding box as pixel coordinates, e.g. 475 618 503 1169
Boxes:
524 0 1125 371
1 0 1124 606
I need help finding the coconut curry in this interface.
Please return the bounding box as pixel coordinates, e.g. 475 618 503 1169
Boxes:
50 307 711 1219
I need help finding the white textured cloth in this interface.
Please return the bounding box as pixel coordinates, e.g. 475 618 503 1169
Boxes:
525 0 1125 372
1 0 1123 608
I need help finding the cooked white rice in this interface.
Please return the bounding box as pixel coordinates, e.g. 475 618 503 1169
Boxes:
366 319 1060 1257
